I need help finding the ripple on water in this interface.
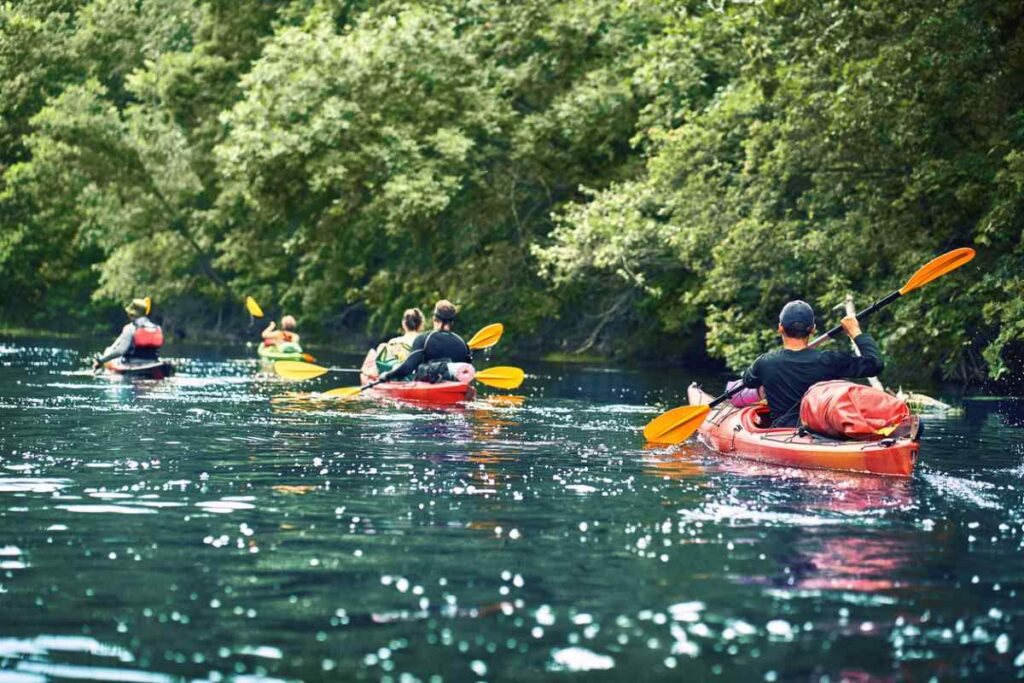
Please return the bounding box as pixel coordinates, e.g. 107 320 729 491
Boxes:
676 503 873 527
2 341 1024 681
0 477 70 493
922 471 1001 510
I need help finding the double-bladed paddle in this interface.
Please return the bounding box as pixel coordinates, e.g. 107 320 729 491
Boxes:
322 366 525 399
275 323 506 381
466 323 504 351
272 360 360 379
245 295 265 318
643 247 976 445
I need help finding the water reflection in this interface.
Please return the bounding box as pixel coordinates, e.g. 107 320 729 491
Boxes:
1 339 1023 681
642 443 706 480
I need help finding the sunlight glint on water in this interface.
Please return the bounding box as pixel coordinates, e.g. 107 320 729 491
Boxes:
1 339 1023 680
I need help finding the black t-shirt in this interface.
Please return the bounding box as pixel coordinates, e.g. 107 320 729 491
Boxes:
384 330 472 380
741 333 884 428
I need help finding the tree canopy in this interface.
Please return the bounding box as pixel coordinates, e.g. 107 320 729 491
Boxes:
1 0 1021 384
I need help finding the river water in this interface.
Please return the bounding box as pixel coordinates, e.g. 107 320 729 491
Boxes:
1 338 1022 682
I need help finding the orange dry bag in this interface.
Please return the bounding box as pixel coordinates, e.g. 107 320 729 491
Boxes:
799 380 909 440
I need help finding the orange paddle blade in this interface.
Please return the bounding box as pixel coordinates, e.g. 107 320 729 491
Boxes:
322 386 363 398
899 248 975 295
642 404 711 445
475 366 524 389
245 296 265 318
467 323 504 350
302 353 316 363
274 360 328 380
143 296 152 315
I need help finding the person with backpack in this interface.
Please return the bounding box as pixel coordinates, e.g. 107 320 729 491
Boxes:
378 300 472 383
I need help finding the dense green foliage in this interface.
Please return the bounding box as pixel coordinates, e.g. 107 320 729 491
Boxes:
1 0 1021 382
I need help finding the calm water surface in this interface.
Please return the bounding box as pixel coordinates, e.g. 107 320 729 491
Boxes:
1 338 1023 682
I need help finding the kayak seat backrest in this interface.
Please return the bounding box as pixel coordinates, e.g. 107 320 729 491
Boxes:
743 405 774 431
749 405 773 430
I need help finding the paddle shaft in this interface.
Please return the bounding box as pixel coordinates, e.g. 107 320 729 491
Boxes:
808 290 899 349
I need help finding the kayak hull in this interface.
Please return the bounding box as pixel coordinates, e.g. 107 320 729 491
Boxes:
360 373 475 404
257 344 306 362
105 360 174 379
686 384 918 477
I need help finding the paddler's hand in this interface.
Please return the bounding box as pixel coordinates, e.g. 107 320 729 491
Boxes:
840 315 862 338
91 358 102 371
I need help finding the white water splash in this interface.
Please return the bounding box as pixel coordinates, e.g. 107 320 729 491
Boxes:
922 473 1000 510
548 647 615 672
0 478 70 494
55 505 156 515
677 504 860 527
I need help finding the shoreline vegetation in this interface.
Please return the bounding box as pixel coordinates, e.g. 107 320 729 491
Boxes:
1 1 1022 388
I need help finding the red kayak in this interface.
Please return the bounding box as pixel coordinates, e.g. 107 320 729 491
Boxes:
104 360 174 379
359 348 475 405
686 384 918 477
359 371 475 404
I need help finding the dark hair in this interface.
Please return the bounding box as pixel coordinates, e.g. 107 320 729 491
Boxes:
433 299 457 323
403 307 424 332
781 322 812 339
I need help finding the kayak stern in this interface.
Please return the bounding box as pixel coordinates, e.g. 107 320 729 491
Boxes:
686 383 918 477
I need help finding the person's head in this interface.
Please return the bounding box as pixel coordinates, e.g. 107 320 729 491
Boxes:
432 299 457 330
778 300 815 339
281 315 297 331
124 298 147 319
402 307 424 333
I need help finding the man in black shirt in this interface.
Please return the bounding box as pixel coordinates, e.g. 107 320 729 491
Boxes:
741 300 884 428
379 299 472 383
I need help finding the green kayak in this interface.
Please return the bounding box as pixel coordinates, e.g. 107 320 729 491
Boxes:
257 342 306 362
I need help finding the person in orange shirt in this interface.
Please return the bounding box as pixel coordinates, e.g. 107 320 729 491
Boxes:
261 315 301 348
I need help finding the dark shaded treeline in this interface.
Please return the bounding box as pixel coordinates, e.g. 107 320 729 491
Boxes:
1 0 1021 385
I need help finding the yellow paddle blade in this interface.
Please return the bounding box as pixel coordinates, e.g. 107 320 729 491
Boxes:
467 323 504 350
898 247 976 295
245 295 265 318
475 366 524 390
273 360 329 380
143 296 152 315
642 405 711 445
322 386 363 398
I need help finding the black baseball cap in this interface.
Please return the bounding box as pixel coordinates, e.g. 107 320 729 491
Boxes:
779 300 815 334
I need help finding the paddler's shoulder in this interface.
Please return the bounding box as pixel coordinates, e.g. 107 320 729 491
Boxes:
764 346 823 362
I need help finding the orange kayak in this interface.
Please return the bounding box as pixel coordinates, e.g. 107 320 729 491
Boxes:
686 384 918 477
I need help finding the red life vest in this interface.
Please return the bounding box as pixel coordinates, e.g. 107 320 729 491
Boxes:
133 324 164 348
